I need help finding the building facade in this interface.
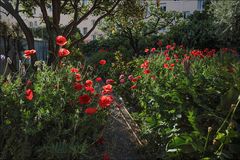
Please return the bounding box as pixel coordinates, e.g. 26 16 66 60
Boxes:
159 0 205 15
0 0 103 42
1 0 205 42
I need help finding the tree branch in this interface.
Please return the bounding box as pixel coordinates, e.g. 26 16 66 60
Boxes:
69 0 122 48
0 10 10 16
52 0 61 33
60 0 69 10
63 0 99 36
15 0 20 12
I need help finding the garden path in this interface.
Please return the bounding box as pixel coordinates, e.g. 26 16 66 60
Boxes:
103 106 145 160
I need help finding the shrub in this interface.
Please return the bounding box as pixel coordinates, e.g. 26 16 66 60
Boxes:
118 45 240 159
0 36 115 160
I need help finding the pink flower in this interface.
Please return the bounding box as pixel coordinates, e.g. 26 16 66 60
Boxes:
119 74 125 80
128 75 134 81
151 48 156 52
106 79 115 84
120 79 125 84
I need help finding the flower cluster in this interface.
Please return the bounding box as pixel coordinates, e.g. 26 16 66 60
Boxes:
23 35 115 117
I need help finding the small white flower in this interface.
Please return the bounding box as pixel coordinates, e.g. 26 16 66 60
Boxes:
0 54 6 60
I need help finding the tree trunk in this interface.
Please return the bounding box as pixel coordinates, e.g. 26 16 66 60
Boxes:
0 1 36 66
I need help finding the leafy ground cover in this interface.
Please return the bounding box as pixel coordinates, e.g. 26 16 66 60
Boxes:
112 44 240 159
0 36 116 160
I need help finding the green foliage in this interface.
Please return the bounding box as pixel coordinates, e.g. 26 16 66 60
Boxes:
117 47 240 159
166 11 218 49
0 61 108 159
209 0 240 48
101 2 181 56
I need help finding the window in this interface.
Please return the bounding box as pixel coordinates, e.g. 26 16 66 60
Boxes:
197 0 204 11
29 22 33 27
183 11 191 18
83 27 88 35
145 4 151 18
33 9 36 14
48 6 52 12
34 21 37 27
83 0 88 5
91 19 95 26
92 34 96 40
160 3 166 11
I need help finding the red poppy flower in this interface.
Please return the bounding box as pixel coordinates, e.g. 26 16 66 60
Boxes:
131 77 138 82
143 69 151 74
99 59 106 65
56 35 67 46
25 89 33 101
144 48 149 53
75 73 81 81
136 76 142 79
102 84 112 94
95 77 102 82
103 152 110 160
165 57 171 61
166 45 171 50
85 86 95 94
74 82 83 90
130 85 137 90
70 68 79 73
140 60 149 69
163 63 169 69
170 63 175 67
99 95 113 108
85 107 97 115
58 48 70 57
85 80 93 87
106 79 114 84
79 94 91 104
24 49 36 59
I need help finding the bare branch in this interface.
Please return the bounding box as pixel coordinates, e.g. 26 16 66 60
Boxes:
15 0 20 12
69 0 122 48
63 0 99 36
60 0 69 10
0 10 10 16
